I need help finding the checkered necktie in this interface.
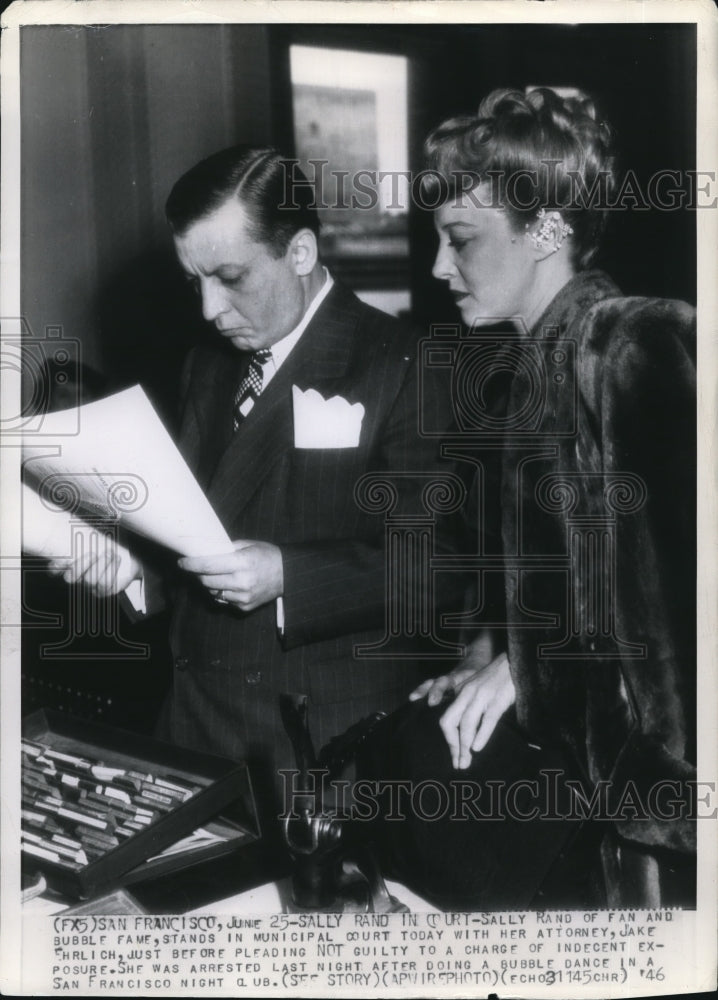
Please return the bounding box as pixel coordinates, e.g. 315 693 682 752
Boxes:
233 349 272 430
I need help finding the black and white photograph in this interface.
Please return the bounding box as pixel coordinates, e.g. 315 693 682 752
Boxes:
1 0 716 995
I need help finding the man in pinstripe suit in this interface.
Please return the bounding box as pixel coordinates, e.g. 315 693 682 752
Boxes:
74 146 462 831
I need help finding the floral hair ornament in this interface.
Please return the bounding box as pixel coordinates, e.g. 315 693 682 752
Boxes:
525 207 574 252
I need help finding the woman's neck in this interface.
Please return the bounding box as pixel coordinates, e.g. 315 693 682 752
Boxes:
518 256 576 334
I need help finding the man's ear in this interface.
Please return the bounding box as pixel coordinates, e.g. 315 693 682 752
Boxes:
290 228 319 276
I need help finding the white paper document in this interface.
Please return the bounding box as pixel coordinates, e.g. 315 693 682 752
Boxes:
22 385 233 558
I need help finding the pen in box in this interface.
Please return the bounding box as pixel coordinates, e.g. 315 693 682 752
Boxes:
142 781 187 803
70 798 113 822
41 772 85 799
133 797 173 816
21 793 40 811
77 843 104 861
33 755 57 771
22 841 61 864
136 788 174 807
23 830 80 863
77 833 120 856
22 839 83 868
57 806 110 830
110 775 143 793
102 785 132 805
26 833 88 865
84 801 143 829
34 796 62 814
22 774 52 795
82 783 130 807
51 833 83 850
129 813 157 827
44 748 93 770
23 758 54 776
122 819 146 832
23 813 64 836
153 776 188 791
75 823 118 845
85 790 132 814
22 808 48 825
128 769 153 783
22 830 44 844
56 773 96 793
103 795 153 817
91 765 134 782
23 764 53 780
75 820 119 841
80 829 119 850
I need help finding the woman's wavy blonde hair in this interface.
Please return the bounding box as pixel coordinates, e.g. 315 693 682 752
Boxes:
422 88 617 268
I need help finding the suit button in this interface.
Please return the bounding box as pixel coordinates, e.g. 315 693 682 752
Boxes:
246 671 261 685
175 656 189 672
210 658 221 668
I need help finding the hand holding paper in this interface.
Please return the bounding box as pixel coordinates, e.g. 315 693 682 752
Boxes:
47 536 141 598
178 540 284 612
22 385 234 559
22 482 140 596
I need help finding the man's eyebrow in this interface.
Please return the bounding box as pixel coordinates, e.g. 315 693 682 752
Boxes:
211 262 249 275
181 262 247 279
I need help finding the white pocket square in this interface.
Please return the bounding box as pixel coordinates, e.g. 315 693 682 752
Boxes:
292 386 365 448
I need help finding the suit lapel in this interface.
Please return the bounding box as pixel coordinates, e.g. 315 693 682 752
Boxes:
206 283 362 525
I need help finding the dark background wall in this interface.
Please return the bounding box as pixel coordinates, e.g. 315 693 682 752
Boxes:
401 22 697 326
21 24 273 421
20 21 696 731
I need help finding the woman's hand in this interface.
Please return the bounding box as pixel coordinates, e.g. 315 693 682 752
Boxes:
178 540 283 612
410 645 516 770
47 534 141 597
409 626 498 707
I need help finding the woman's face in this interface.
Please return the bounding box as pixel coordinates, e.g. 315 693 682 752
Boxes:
432 185 536 329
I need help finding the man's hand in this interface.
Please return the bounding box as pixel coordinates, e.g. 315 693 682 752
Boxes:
178 540 284 612
47 534 141 598
410 646 515 770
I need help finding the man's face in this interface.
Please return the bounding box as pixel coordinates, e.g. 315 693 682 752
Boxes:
174 198 306 351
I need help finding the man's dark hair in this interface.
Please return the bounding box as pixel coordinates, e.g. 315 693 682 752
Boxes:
165 146 320 258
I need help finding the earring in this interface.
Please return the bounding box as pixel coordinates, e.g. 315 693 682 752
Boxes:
525 207 573 251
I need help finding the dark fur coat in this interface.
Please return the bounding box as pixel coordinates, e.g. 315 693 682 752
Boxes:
498 270 696 905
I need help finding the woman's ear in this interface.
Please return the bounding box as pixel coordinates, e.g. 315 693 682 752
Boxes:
290 228 319 276
524 209 573 260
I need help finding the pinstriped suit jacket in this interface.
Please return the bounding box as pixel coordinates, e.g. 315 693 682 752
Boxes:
160 281 461 775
